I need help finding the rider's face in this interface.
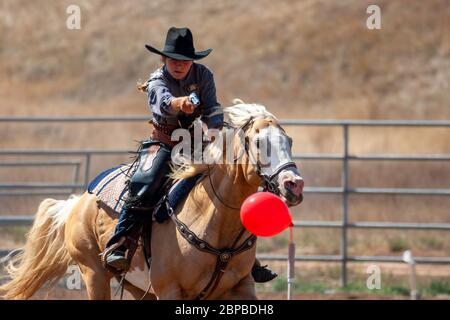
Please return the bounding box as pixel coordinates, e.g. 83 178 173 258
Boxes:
164 57 193 80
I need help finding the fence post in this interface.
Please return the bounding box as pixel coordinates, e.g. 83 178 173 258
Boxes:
72 162 81 194
341 124 349 287
83 153 91 189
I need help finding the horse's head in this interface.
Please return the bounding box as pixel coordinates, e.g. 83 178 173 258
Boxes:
226 104 304 207
171 102 304 207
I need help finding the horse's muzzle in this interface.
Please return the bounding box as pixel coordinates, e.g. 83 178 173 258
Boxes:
280 177 304 207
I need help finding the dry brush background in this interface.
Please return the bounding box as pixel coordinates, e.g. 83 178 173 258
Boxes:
1 0 450 299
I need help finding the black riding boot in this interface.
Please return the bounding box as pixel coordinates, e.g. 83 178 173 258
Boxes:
105 204 142 271
251 259 278 283
105 140 173 272
106 245 129 271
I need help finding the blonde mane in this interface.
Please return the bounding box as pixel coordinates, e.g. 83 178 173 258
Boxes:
170 101 277 180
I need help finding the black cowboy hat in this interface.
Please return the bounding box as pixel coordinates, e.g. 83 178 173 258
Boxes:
145 27 212 61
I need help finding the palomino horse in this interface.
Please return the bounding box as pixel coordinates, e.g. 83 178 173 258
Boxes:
0 103 304 300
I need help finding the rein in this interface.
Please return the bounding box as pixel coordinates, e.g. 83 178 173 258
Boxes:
168 117 294 300
207 164 241 210
207 118 296 209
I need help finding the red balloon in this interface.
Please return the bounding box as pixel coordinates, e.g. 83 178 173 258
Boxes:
240 192 292 237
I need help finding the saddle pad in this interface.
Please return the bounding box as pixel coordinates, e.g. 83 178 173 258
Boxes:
87 165 204 218
87 164 135 213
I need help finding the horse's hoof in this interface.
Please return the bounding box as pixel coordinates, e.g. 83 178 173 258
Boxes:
251 265 278 283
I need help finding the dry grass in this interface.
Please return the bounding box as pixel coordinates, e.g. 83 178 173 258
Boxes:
1 0 450 296
1 0 449 118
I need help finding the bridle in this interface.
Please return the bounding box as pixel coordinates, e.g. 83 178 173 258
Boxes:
169 116 297 300
207 117 297 210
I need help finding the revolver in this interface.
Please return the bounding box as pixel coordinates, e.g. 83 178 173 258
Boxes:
189 92 201 107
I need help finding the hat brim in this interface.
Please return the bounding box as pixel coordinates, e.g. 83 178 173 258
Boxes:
145 45 212 61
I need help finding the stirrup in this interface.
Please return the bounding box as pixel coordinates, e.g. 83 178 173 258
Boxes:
101 237 126 269
252 264 278 283
106 250 130 271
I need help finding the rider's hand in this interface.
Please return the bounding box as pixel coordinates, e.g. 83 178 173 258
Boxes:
171 96 195 114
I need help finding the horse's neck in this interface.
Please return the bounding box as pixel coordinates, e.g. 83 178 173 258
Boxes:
180 164 257 248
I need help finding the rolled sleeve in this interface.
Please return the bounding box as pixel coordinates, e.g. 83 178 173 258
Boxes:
147 79 177 116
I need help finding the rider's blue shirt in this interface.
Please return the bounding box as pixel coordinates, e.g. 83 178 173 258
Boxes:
146 63 223 129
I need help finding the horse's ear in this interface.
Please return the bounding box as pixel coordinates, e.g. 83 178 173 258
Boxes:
232 98 244 105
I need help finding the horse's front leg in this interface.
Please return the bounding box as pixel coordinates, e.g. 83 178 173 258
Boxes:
154 285 185 299
216 275 257 300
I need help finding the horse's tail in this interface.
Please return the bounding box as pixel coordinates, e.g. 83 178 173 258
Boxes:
0 195 80 300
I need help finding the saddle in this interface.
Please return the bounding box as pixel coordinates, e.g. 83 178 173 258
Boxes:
88 159 204 273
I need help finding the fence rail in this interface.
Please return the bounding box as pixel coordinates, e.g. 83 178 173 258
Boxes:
1 116 450 287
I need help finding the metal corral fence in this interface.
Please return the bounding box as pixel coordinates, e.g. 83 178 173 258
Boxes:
1 116 450 287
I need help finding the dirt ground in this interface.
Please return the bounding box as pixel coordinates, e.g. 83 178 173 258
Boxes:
2 260 448 300
23 287 432 301
257 292 408 300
